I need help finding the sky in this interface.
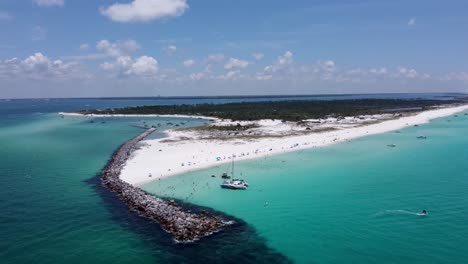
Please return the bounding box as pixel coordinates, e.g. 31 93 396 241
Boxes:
0 0 467 98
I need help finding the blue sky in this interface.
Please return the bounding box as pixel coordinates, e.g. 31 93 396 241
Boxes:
0 0 467 98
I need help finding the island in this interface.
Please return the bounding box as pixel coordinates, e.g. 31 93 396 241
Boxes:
68 98 468 242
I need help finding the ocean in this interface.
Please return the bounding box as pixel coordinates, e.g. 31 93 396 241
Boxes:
1 94 467 263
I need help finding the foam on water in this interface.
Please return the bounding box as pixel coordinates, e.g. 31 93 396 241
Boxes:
374 210 428 217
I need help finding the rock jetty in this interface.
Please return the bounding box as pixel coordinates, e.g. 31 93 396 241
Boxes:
101 128 229 242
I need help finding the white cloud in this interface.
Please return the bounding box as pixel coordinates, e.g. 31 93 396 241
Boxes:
0 11 13 21
190 72 205 81
96 39 141 57
398 67 418 78
369 67 388 75
79 43 90 51
131 56 159 76
318 60 336 80
100 55 159 77
164 45 177 55
257 51 293 80
252 53 264 60
183 59 195 67
322 60 335 71
101 0 188 23
34 0 64 7
0 52 80 79
277 51 293 66
408 18 416 26
206 53 225 63
220 70 241 80
224 58 249 70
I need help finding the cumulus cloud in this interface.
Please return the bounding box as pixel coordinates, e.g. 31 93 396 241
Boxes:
256 51 293 80
408 18 416 26
369 67 388 75
34 0 64 7
100 0 189 23
318 60 336 80
130 56 159 76
100 55 159 77
183 59 195 67
224 58 249 70
0 52 80 79
164 45 177 55
220 70 241 80
96 39 141 57
277 51 293 66
321 60 336 71
189 65 213 81
190 72 205 81
398 67 418 78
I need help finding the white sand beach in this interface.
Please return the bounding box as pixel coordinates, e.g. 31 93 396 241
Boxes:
115 104 468 186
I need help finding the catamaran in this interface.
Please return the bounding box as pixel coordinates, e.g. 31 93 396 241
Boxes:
220 157 249 190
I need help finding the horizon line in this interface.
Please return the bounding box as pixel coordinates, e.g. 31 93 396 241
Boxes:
1 92 465 101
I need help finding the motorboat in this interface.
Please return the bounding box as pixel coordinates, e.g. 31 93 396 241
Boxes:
416 135 427 139
387 144 397 147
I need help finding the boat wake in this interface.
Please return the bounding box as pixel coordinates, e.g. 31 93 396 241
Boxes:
374 210 427 217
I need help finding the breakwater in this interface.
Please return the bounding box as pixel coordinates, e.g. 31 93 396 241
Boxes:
101 128 229 242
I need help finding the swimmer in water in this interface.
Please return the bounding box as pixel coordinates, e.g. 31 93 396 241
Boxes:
421 210 427 215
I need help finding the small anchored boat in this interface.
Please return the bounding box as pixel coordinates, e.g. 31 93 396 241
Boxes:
416 135 427 139
387 144 397 147
221 172 231 179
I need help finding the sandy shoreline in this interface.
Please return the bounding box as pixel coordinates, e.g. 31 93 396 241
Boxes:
113 104 468 186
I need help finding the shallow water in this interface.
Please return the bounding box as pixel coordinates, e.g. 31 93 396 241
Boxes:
142 111 468 263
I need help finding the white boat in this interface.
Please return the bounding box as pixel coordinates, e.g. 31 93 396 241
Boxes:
220 157 249 190
221 179 248 190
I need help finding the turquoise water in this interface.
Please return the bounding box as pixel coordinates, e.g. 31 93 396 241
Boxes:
142 112 468 263
1 96 468 263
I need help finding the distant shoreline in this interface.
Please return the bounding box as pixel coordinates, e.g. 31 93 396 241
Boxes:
59 112 219 121
64 98 464 122
5 92 467 101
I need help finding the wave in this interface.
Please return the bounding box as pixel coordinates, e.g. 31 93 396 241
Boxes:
374 209 427 217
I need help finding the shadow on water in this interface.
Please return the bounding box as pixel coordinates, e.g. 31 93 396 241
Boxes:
84 175 292 264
